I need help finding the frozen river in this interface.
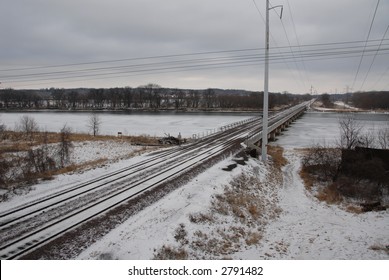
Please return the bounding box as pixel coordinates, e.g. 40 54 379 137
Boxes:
1 110 388 143
0 111 256 138
275 111 389 148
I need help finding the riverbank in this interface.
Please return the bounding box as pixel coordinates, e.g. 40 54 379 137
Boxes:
310 100 389 113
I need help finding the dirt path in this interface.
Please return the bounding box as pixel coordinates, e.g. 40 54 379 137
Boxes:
257 149 389 259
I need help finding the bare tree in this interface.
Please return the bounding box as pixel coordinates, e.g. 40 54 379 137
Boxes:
58 124 73 167
16 115 39 141
0 116 5 139
88 112 101 137
338 114 363 150
359 129 376 148
0 152 11 188
301 144 342 181
378 127 389 149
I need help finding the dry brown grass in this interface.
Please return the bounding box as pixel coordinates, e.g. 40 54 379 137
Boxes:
315 183 343 204
299 169 314 191
153 245 188 260
1 128 157 190
346 205 363 214
245 231 262 246
268 145 288 167
1 131 158 154
15 158 109 185
189 213 214 224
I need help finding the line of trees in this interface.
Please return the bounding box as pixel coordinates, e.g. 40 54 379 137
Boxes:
0 84 311 110
352 91 389 110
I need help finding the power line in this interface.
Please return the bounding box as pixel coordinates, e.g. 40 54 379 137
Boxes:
1 34 389 89
4 45 388 87
270 0 307 90
285 0 312 89
1 38 387 73
251 0 306 90
351 0 381 90
3 43 388 82
359 25 389 91
0 47 263 72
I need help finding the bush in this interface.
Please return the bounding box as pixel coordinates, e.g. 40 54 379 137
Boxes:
0 153 11 188
301 145 341 181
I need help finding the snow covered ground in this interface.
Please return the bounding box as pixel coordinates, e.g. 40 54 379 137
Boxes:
74 150 388 260
255 150 388 260
0 140 152 211
75 112 388 260
1 111 388 259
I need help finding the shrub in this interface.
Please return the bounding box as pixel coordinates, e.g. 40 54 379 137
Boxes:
153 245 188 260
301 145 341 181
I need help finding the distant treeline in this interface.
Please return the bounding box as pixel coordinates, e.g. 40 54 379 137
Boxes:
0 84 311 110
352 91 389 110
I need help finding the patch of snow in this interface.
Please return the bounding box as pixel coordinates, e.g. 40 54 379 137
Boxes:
70 140 144 165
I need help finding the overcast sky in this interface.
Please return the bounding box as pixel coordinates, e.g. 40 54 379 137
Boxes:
0 0 388 94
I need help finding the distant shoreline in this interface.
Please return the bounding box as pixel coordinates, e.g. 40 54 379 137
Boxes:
0 108 263 114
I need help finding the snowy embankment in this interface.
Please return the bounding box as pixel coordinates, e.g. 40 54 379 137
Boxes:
76 147 388 260
76 156 276 260
256 150 388 260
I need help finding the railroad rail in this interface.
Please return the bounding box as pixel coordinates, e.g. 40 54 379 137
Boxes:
0 102 308 259
244 101 310 152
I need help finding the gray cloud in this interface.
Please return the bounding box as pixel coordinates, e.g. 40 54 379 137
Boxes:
0 0 388 93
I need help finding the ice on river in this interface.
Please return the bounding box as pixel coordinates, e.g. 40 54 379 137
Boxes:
0 111 255 138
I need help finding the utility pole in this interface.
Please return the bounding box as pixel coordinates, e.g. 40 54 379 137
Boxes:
261 0 270 161
261 1 283 161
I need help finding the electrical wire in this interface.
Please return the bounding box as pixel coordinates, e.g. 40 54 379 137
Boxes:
252 0 303 89
285 0 312 88
3 43 388 82
351 0 381 90
4 45 388 86
359 25 389 91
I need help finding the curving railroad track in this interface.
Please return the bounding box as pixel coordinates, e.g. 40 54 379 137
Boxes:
0 103 307 259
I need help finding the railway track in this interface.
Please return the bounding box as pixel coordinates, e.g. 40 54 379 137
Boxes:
0 103 307 259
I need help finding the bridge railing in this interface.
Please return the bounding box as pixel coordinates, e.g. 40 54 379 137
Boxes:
192 116 259 140
244 101 309 147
